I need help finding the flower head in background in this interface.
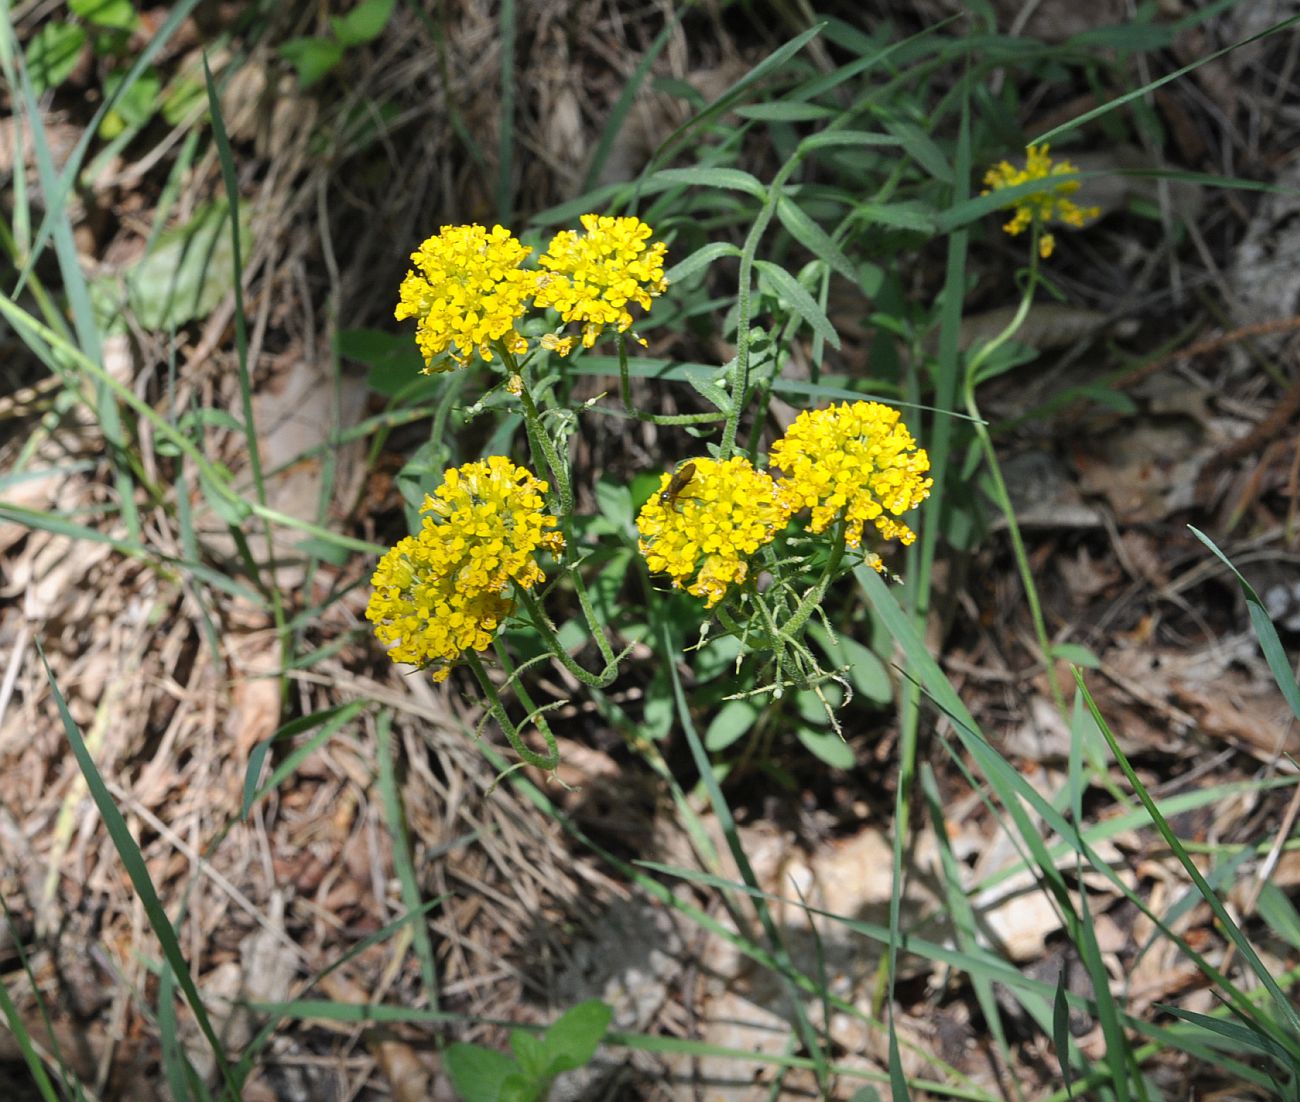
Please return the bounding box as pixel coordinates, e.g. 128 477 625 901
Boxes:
366 457 564 679
535 214 668 351
636 457 791 607
770 401 932 568
982 144 1099 258
395 224 536 371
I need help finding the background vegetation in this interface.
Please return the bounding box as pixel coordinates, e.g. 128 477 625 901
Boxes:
2 1 1300 1099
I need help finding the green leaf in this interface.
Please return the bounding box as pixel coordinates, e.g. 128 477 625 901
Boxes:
329 0 395 45
796 724 855 769
1050 642 1100 669
754 259 841 349
808 624 891 705
99 68 161 134
542 999 612 1073
706 699 759 751
161 75 205 126
853 200 936 233
1189 526 1300 723
69 0 139 30
337 327 425 395
25 22 86 93
645 166 767 199
109 200 251 331
39 644 238 1093
509 1030 549 1080
775 195 855 282
279 37 344 89
664 241 742 284
445 1043 518 1102
735 101 836 121
884 119 951 183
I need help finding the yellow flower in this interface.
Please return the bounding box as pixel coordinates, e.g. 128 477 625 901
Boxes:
534 213 668 351
395 224 536 371
982 144 1099 257
769 401 932 568
366 457 564 680
636 457 791 607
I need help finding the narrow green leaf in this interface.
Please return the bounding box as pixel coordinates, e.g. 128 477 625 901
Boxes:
775 195 855 282
38 643 238 1094
754 259 840 349
883 119 951 183
646 166 767 199
664 241 742 284
1033 13 1300 145
243 701 368 817
1188 526 1300 722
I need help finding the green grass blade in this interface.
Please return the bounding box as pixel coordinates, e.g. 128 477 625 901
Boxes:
581 6 687 192
0 977 62 1102
1073 669 1300 1050
1188 526 1300 722
1032 13 1300 145
376 712 440 1004
37 641 240 1098
242 701 369 817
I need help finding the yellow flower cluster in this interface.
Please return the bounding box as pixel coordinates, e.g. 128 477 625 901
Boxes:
535 214 669 351
395 224 536 371
366 457 564 680
769 401 932 562
395 215 668 370
982 144 1099 259
636 457 791 607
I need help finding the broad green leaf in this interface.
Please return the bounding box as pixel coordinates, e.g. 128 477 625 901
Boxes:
330 0 395 45
70 0 139 30
854 201 937 233
99 68 161 138
706 700 759 751
106 200 251 331
808 624 891 705
445 1043 517 1102
279 37 344 89
543 1000 612 1072
25 22 86 93
796 725 855 769
754 259 841 349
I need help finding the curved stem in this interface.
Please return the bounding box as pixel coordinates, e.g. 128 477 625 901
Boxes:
962 232 1067 716
778 521 847 638
498 343 574 513
515 586 624 688
570 571 617 666
466 650 560 771
613 334 726 425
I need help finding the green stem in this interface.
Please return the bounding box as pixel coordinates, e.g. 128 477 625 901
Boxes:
962 226 1067 716
465 650 560 771
571 571 617 666
515 586 624 688
778 521 848 638
613 334 726 425
500 344 573 513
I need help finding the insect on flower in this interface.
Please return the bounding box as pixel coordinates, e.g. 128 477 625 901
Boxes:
658 461 697 509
